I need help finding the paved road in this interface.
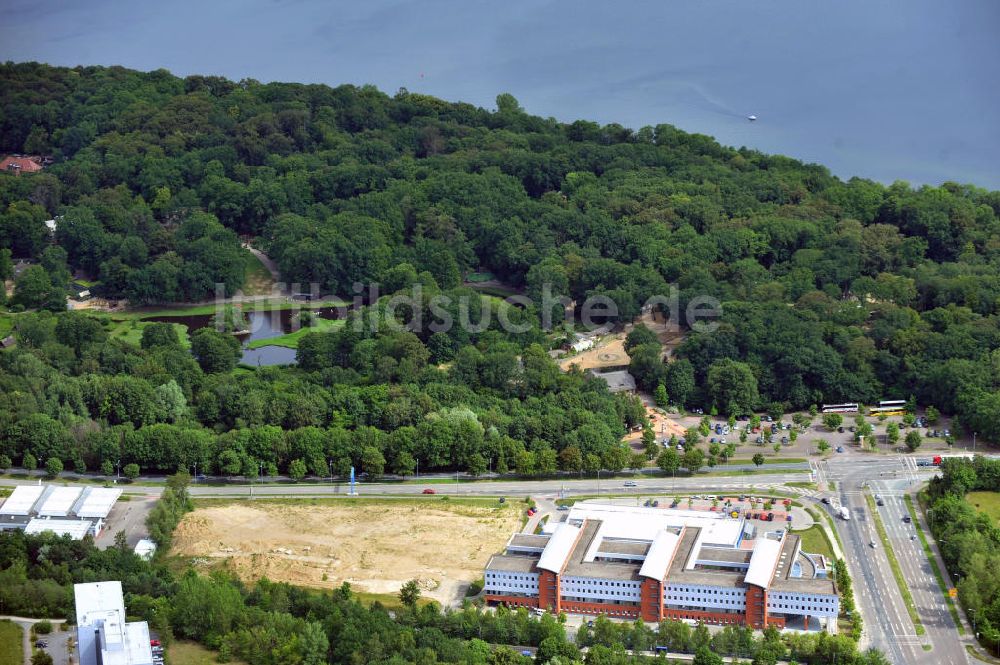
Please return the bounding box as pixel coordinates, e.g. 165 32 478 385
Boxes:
94 496 157 549
820 456 969 665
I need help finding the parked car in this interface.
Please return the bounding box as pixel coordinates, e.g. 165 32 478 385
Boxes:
624 481 638 487
35 641 48 649
422 488 436 494
837 426 845 433
836 446 844 453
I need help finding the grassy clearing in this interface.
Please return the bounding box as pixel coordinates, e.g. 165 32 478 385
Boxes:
192 495 514 511
967 491 1000 524
807 507 845 553
0 621 22 665
728 457 808 465
795 524 835 560
245 317 343 349
110 298 348 320
907 494 965 634
0 314 13 340
786 481 819 490
105 318 190 349
168 641 248 665
241 254 274 296
866 493 925 635
353 590 435 611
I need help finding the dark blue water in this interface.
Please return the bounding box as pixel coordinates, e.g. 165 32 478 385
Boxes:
2 0 998 187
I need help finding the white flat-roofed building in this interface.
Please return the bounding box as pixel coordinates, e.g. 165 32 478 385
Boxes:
0 484 46 516
486 503 838 631
76 488 123 519
549 502 747 549
0 484 120 537
37 486 84 517
25 518 94 540
75 581 154 665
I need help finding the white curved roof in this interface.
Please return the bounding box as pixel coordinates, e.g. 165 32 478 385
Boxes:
0 485 45 516
37 486 83 517
76 488 123 518
638 530 682 581
744 538 782 588
537 523 581 573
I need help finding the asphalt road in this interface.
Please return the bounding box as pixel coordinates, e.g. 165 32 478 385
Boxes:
819 456 968 665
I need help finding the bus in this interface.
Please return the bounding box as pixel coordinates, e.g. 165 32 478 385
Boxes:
821 403 859 414
869 406 905 416
878 399 906 409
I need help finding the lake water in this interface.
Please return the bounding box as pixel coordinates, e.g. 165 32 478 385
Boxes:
2 0 998 187
144 307 339 366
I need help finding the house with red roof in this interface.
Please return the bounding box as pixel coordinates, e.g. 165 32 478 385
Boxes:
1 155 44 174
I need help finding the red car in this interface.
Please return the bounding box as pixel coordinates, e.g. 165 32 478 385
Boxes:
422 488 436 494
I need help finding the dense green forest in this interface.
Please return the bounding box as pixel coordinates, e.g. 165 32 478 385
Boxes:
1 60 1000 481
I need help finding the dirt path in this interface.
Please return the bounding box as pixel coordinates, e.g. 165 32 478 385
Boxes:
243 245 282 283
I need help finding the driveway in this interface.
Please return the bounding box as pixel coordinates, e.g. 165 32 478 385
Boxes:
0 615 69 665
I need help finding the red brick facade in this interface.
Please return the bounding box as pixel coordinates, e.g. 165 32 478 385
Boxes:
538 569 560 613
640 578 663 622
745 584 768 628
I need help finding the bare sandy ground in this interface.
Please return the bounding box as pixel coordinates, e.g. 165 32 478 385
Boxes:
170 500 520 605
560 335 629 371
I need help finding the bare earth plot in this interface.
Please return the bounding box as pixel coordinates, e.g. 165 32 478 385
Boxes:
170 500 520 605
560 335 629 372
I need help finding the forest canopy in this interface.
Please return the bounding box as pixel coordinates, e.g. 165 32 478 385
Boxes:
2 61 1000 476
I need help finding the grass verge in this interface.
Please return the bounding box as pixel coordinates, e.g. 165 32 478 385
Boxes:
167 641 248 665
865 493 925 635
906 494 965 634
0 620 22 665
795 524 835 560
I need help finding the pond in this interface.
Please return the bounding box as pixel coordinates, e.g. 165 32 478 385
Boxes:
143 306 339 366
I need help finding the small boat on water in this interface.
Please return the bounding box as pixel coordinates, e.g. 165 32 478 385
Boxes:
747 114 757 122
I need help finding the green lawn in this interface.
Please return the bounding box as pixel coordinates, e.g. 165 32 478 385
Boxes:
110 298 348 321
105 319 190 349
0 620 23 665
0 313 13 340
967 491 1000 523
795 524 835 560
245 317 343 349
241 254 274 296
168 641 247 665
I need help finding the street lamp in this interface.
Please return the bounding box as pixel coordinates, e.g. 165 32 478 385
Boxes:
116 459 120 481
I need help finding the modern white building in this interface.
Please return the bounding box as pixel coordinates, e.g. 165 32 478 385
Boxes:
486 503 838 631
0 485 121 538
74 581 154 665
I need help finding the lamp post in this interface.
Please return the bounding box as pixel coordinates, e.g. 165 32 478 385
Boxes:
116 459 120 481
